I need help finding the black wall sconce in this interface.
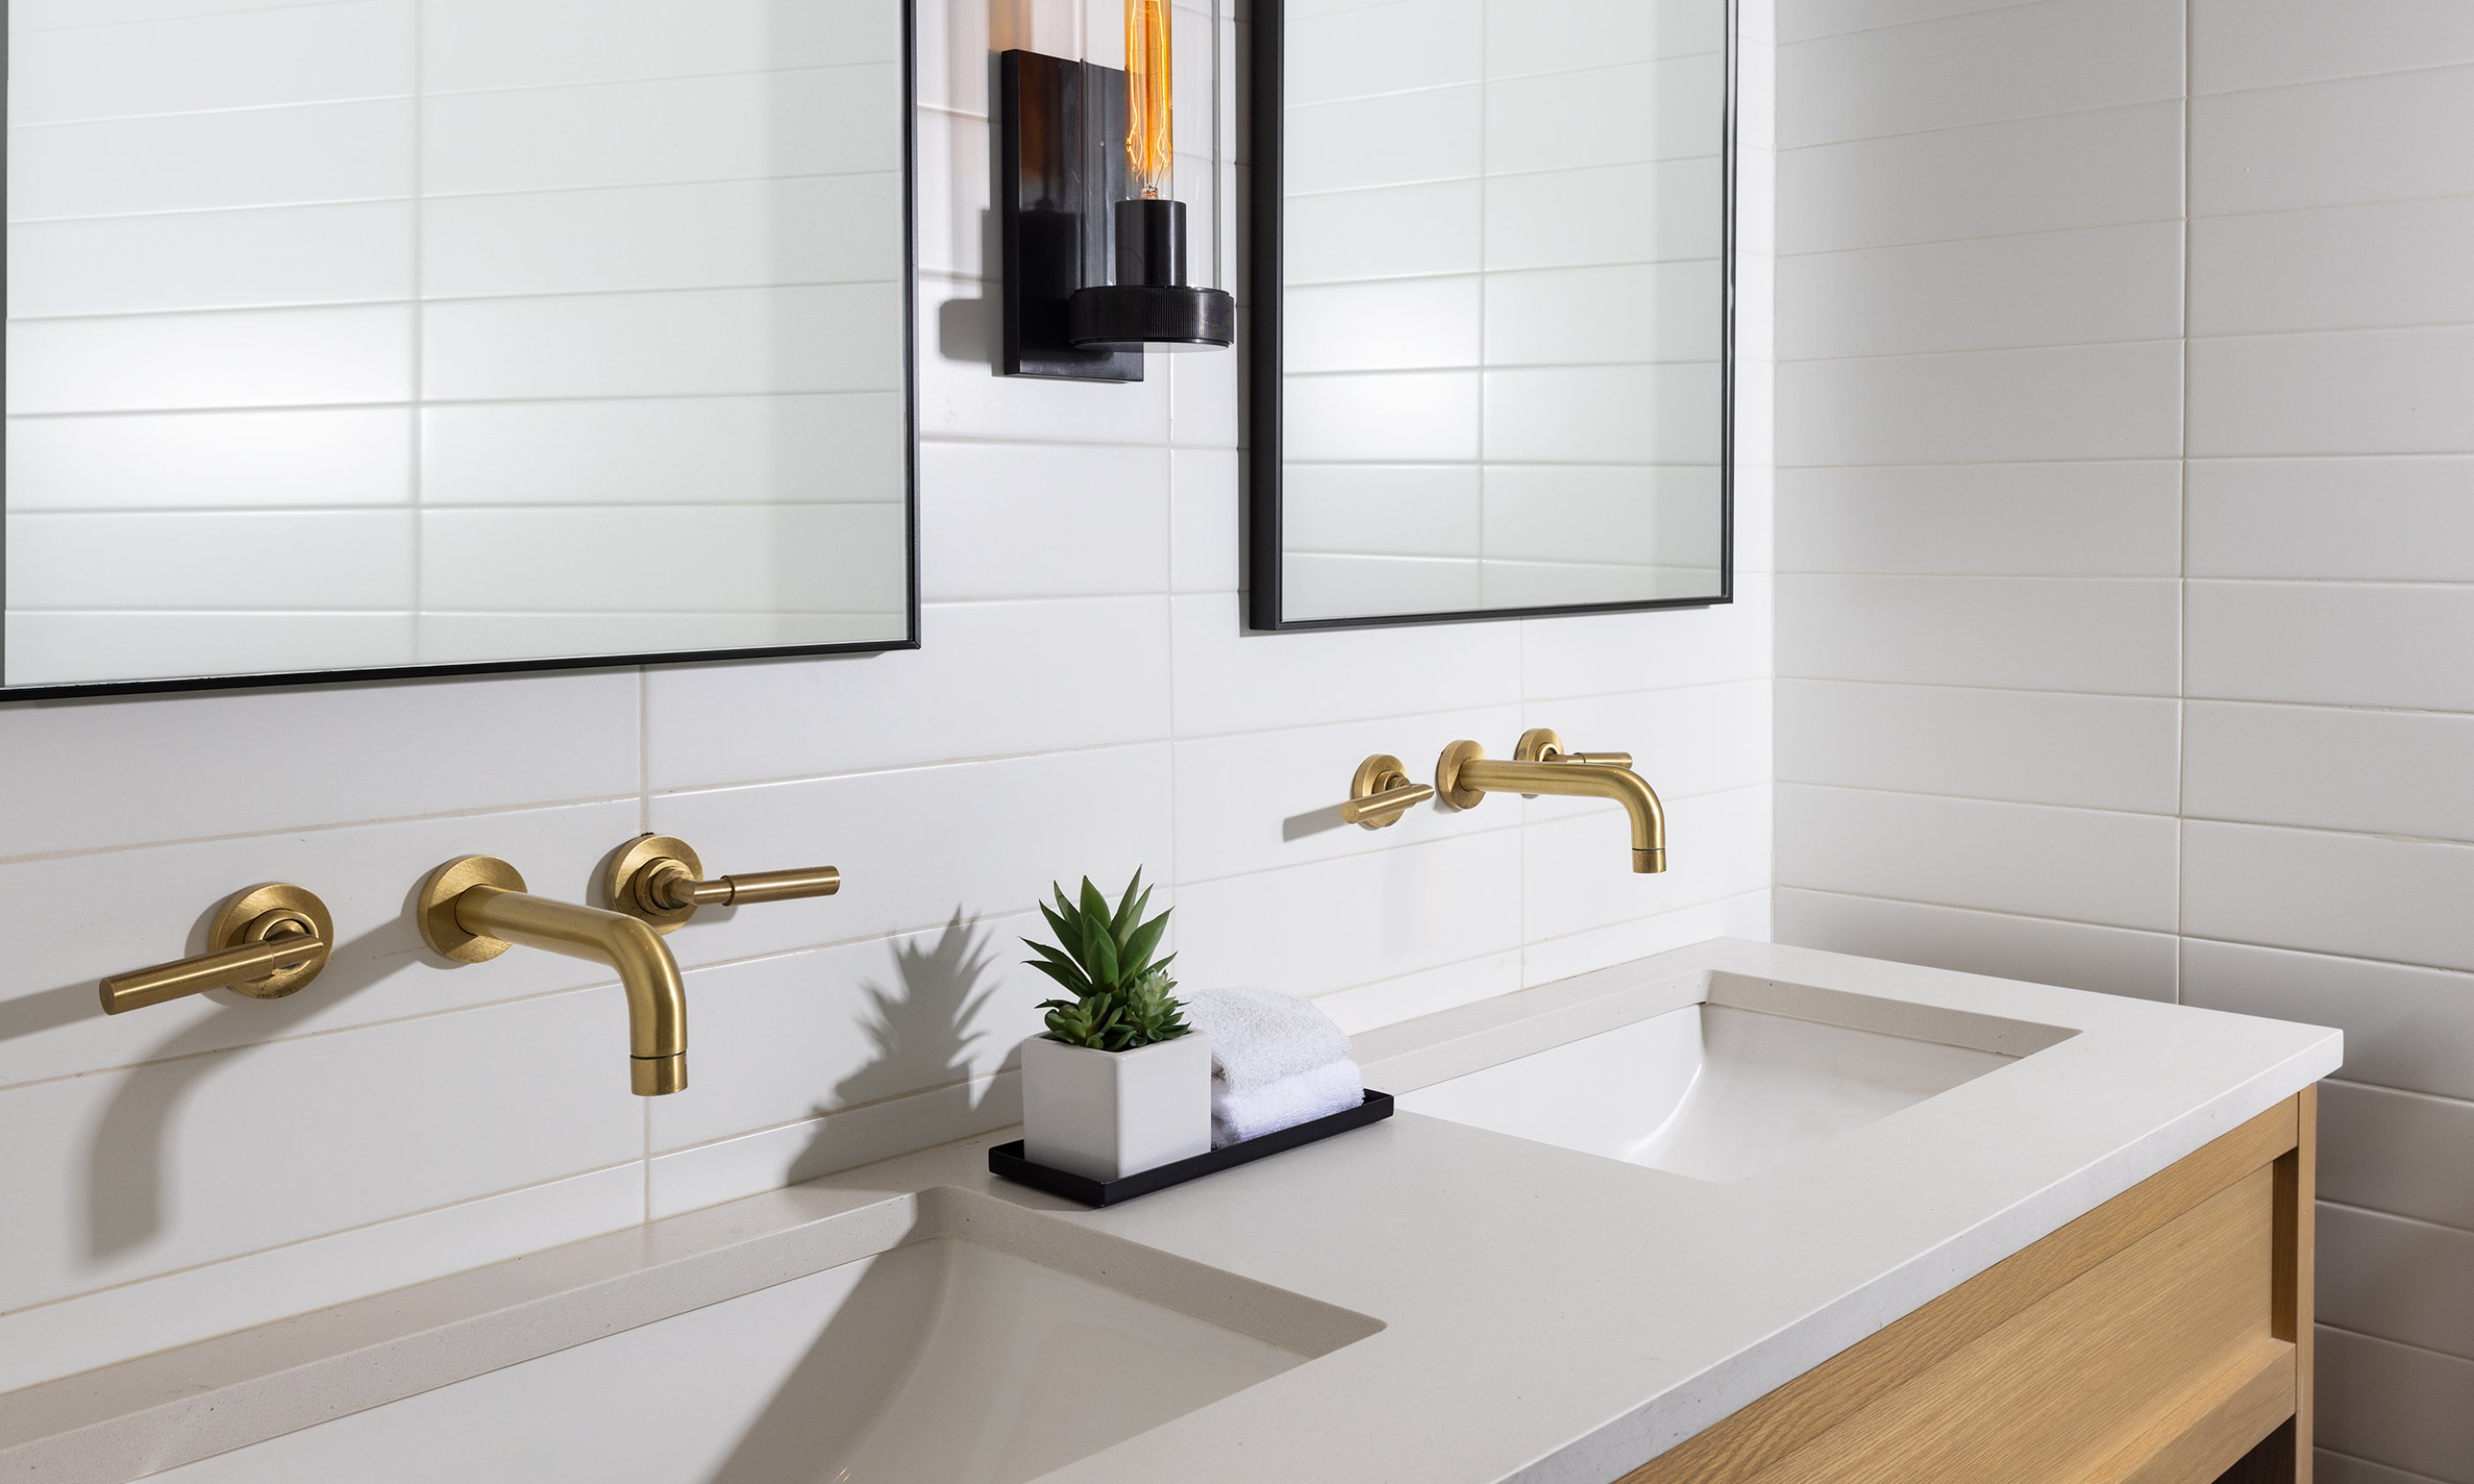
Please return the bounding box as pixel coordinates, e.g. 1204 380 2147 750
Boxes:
998 2 1235 382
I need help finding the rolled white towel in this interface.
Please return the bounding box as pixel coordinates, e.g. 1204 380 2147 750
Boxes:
1211 1056 1365 1148
1181 986 1355 1094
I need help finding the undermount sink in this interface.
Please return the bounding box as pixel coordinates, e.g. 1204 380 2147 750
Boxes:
1400 978 2076 1183
152 1193 1380 1484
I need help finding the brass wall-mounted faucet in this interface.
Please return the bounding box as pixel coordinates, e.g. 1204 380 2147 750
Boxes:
1435 729 1668 874
415 857 690 1095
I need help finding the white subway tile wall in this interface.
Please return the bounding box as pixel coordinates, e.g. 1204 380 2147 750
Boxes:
0 0 1776 1390
1777 0 2474 1473
2 0 911 687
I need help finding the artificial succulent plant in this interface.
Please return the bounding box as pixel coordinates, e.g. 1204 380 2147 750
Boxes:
1023 870 1191 1051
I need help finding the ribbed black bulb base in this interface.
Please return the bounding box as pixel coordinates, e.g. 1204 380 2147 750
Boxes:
1067 197 1236 351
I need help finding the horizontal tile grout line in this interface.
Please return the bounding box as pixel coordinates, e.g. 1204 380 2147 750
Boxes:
2183 183 2474 224
1781 678 2474 722
2325 1076 2474 1111
1785 778 2474 850
1283 257 1727 292
0 980 635 1094
1287 61 1730 117
10 275 904 326
1777 333 2181 367
1773 883 2177 940
1783 451 2474 466
5 0 354 40
1775 214 2186 261
10 501 905 518
1773 670 2176 700
1279 151 1728 203
0 1157 645 1327
0 792 645 869
9 53 898 133
11 390 902 423
2317 1196 2474 1243
2194 51 2474 105
1493 885 1775 958
1775 777 2175 820
1776 91 2177 157
649 1066 1014 1162
1775 185 2474 265
1776 570 2182 582
2179 934 2474 985
1782 571 2474 588
2314 1321 2474 1371
1286 359 1724 378
2178 814 2474 852
5 164 902 230
2189 320 2474 345
1774 0 2053 51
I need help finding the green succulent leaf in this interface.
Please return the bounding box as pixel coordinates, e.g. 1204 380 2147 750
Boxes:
1110 870 1147 943
1025 871 1189 1050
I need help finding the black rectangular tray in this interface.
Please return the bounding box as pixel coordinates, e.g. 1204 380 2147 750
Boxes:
990 1090 1394 1207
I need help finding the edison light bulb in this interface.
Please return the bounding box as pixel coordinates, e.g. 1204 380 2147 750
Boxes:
1126 0 1173 199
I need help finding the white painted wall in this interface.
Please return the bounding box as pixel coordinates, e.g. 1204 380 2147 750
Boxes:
1774 2 2474 1477
0 0 1774 1393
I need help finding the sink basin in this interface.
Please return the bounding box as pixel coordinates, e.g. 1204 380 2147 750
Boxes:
1400 979 2073 1183
152 1195 1379 1484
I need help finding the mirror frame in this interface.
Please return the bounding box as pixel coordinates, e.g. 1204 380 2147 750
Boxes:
0 0 922 702
1246 0 1738 631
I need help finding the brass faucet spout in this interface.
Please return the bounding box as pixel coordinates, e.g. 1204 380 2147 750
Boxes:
457 886 688 1094
1436 743 1669 874
415 856 691 1095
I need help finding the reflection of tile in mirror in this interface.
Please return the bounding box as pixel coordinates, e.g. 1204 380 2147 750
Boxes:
2 0 915 691
1276 0 1734 623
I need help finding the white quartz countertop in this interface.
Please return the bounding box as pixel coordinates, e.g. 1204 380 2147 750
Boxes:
0 939 2342 1484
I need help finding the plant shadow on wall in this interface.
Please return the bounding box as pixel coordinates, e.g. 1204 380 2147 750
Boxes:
56 916 403 1262
779 909 1011 1187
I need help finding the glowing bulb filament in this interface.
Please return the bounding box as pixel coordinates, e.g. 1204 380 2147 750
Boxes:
1126 0 1172 199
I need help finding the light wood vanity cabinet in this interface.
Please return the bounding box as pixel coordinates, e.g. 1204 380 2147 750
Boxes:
1625 1088 2318 1484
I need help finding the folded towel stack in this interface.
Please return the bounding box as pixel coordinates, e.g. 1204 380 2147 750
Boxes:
1180 986 1364 1148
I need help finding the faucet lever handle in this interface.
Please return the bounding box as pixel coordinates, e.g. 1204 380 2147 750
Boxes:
1340 753 1435 829
609 835 839 934
98 883 333 1015
1514 727 1633 770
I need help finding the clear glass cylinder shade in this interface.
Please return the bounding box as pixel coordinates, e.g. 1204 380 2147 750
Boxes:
1125 0 1174 199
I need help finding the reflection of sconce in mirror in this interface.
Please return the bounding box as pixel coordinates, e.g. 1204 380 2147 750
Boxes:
999 0 1235 382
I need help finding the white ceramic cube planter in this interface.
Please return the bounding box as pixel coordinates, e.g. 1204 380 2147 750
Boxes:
1021 1034 1212 1182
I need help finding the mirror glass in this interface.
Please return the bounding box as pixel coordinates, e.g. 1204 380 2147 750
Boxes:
3 0 915 697
1251 0 1733 627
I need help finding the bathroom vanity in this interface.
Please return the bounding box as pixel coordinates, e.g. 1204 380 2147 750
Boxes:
0 941 2338 1484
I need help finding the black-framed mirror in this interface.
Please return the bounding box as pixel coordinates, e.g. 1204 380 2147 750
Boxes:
1248 0 1736 630
1 0 920 700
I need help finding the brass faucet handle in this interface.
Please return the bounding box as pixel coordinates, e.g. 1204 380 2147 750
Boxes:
1514 728 1633 770
99 883 333 1015
606 834 841 934
1339 753 1435 829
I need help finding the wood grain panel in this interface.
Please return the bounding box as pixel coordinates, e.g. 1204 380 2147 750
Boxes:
1749 1166 2276 1484
1623 1099 2302 1484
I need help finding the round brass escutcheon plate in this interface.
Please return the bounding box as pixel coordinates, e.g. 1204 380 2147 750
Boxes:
1348 753 1415 829
1435 740 1488 811
416 855 527 963
1514 727 1564 763
605 833 705 934
209 882 333 999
